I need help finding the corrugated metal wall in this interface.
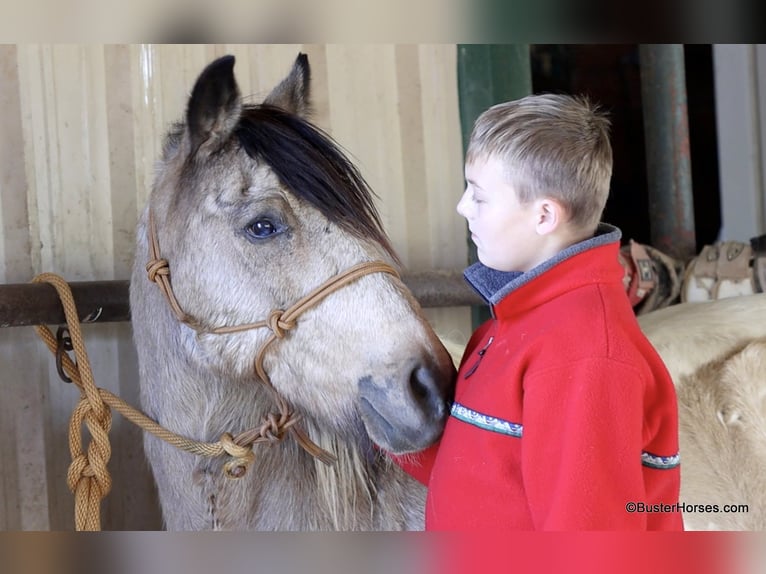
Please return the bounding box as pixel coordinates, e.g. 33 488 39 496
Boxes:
0 44 471 530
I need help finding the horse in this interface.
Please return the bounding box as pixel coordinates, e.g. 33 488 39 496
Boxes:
129 54 456 531
638 293 766 530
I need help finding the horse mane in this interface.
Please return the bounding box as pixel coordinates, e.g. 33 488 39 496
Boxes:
234 104 399 263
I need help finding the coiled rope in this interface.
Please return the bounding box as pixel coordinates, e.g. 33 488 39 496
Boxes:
32 273 268 530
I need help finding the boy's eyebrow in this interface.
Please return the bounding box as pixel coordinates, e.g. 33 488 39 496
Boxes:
465 177 482 189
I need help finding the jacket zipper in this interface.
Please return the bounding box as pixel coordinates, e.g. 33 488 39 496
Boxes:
463 336 494 379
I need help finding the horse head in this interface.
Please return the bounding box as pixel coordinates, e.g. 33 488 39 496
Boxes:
132 54 456 459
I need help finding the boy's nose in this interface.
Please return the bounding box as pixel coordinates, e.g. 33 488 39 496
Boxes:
456 189 471 219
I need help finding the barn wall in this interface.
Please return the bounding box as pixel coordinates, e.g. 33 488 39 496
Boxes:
0 44 471 530
713 44 766 241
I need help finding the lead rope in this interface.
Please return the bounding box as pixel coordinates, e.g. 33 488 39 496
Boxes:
32 274 276 530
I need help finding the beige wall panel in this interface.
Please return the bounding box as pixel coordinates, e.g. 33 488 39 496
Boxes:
0 45 34 283
1 44 55 531
416 45 472 347
325 44 409 257
0 44 470 530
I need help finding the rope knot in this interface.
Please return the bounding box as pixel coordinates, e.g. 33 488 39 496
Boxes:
146 258 170 283
261 413 283 443
264 410 301 441
67 450 112 494
266 309 295 339
220 432 255 479
65 399 113 529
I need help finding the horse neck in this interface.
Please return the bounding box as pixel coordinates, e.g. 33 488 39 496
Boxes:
139 319 384 528
253 419 426 530
164 359 418 529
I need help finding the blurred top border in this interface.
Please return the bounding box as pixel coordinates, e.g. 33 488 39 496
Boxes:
1 0 765 43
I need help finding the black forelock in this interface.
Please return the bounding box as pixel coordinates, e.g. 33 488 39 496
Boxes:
234 104 398 262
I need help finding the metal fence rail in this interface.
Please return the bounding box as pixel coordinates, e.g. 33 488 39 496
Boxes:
0 270 483 328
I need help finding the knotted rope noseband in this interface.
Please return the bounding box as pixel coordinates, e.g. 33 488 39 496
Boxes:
145 209 400 467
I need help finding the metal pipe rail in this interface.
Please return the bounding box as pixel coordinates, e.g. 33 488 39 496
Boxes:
0 270 483 328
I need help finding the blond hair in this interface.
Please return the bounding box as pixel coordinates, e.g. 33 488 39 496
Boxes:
466 93 613 232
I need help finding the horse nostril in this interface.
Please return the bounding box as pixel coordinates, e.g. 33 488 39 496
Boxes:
409 365 447 418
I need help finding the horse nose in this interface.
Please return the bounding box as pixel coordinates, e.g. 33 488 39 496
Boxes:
409 363 453 421
357 359 456 453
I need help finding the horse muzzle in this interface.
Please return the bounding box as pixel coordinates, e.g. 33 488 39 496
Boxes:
357 359 455 454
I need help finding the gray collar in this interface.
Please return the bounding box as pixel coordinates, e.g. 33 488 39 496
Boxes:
464 223 622 306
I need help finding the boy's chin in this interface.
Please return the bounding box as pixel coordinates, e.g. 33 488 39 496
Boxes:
477 254 517 273
477 256 503 271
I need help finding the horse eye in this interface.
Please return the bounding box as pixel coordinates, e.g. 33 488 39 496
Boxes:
246 219 281 239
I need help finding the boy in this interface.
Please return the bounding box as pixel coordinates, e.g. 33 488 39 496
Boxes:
398 94 682 530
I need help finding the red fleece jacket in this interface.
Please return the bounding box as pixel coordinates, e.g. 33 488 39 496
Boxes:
398 230 682 530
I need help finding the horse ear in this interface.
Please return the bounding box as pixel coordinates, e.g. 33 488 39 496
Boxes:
186 55 242 156
263 53 312 117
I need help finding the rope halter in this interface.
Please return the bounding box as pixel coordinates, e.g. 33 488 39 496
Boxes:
145 209 401 470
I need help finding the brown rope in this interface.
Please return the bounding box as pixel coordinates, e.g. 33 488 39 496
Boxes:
32 272 110 531
145 209 400 465
32 274 285 529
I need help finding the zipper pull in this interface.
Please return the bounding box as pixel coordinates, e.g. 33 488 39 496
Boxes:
462 336 494 379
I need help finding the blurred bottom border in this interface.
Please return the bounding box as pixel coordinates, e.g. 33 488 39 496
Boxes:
0 531 762 574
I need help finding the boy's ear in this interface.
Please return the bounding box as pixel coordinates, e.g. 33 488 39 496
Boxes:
535 198 566 235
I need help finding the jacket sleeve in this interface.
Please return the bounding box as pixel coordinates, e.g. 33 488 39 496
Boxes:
521 358 649 530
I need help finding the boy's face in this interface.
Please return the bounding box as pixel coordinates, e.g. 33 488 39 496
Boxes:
457 156 546 273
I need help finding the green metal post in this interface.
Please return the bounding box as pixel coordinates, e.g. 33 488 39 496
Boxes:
457 44 532 328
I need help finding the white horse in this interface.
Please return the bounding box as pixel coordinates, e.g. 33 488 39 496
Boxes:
639 294 766 530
